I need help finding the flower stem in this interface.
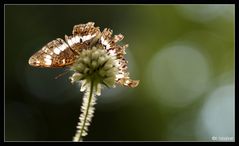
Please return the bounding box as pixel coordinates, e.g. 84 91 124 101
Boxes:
73 80 96 142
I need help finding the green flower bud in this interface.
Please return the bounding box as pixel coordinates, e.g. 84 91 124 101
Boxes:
70 46 118 91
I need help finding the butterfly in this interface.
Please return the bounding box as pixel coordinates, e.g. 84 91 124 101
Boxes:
28 22 139 88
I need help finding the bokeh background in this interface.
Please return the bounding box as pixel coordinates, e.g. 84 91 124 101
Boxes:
5 4 235 141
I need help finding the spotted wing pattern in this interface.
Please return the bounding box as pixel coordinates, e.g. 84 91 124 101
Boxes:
29 22 100 68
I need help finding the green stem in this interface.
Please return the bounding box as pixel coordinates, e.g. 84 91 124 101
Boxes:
73 80 95 142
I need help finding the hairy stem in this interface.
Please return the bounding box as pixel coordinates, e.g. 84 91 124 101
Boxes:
73 80 96 142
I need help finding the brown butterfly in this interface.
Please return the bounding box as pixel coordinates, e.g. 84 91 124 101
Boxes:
28 22 139 88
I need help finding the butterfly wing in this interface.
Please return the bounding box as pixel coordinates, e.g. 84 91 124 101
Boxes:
64 22 101 54
29 38 76 67
29 22 101 68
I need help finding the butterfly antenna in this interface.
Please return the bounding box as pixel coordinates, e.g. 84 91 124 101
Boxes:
54 69 71 79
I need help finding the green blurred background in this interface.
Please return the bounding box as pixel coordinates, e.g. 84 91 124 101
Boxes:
5 4 235 141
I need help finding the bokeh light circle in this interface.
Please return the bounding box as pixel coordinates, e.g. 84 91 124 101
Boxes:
198 84 234 139
146 44 211 108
